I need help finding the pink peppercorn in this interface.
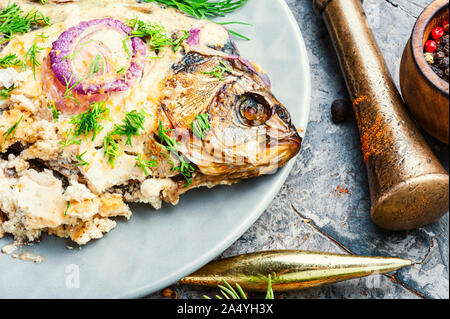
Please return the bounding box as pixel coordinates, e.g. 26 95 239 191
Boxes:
432 26 445 40
425 40 437 52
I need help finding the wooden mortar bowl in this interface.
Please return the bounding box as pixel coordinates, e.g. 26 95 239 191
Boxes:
400 0 449 144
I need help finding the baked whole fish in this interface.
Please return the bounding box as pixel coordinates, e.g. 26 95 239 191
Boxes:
0 0 302 245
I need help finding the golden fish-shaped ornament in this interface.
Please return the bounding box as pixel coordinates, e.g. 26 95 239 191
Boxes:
180 250 412 291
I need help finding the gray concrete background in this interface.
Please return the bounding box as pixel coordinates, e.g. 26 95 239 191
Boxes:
147 0 449 299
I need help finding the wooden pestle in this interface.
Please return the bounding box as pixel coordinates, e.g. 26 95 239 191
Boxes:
313 0 449 230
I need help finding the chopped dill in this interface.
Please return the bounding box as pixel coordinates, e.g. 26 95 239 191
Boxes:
141 0 250 40
88 54 105 78
175 156 195 186
157 121 178 151
62 74 86 106
70 101 110 141
3 115 23 141
172 30 190 52
116 66 129 84
47 100 59 121
22 39 43 79
0 3 51 41
76 151 89 167
36 31 48 39
157 121 195 187
202 60 232 81
58 129 81 148
190 113 211 139
142 0 248 19
61 40 94 62
112 109 149 146
64 201 70 216
0 53 22 69
135 153 157 176
127 18 171 51
126 18 189 52
0 85 16 100
122 38 131 58
103 132 121 167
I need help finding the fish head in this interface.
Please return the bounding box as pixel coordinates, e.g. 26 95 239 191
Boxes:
160 52 302 178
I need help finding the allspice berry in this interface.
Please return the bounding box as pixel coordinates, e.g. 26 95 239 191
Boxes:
331 99 352 124
162 288 173 298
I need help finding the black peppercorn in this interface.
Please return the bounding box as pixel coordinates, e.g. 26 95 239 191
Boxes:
434 51 445 62
439 56 449 69
331 99 352 124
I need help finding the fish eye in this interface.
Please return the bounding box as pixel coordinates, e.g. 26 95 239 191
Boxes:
237 93 272 126
275 105 291 123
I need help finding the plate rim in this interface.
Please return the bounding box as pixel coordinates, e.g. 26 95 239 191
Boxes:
116 0 312 299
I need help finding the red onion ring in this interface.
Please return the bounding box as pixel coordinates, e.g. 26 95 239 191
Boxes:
49 18 146 95
186 28 201 46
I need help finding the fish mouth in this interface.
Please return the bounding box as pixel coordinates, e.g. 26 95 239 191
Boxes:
186 126 302 178
261 132 302 173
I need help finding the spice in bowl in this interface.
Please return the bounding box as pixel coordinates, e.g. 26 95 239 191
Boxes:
424 20 449 82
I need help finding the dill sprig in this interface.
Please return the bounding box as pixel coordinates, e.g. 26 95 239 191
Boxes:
58 128 81 148
22 39 43 79
161 152 195 187
103 132 121 167
88 54 105 78
126 18 189 52
70 101 110 141
190 113 211 139
3 115 23 142
64 201 70 216
47 100 59 121
142 0 250 40
0 53 22 69
61 40 94 62
127 18 170 50
62 74 86 106
215 21 250 40
116 66 129 84
175 156 195 186
204 275 274 300
172 30 190 52
143 0 248 19
76 151 89 167
122 38 131 58
157 121 178 151
157 121 195 187
0 85 16 100
116 66 126 74
0 3 51 41
202 60 232 81
112 109 149 146
135 153 157 176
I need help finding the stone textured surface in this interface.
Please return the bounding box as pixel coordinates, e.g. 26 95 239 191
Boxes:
147 0 449 299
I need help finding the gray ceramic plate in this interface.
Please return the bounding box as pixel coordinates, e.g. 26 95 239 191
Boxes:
0 0 310 298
